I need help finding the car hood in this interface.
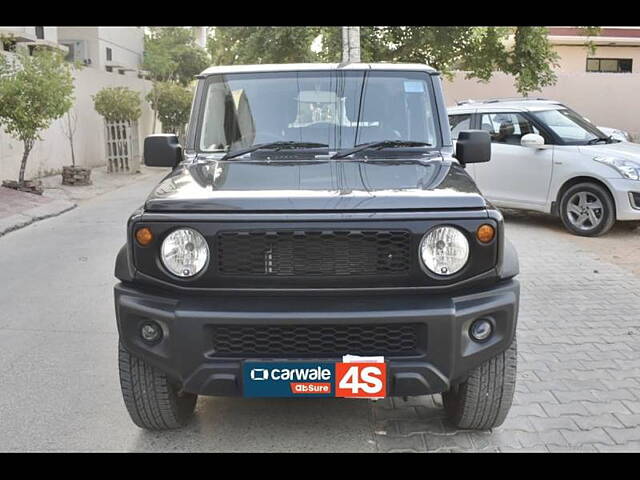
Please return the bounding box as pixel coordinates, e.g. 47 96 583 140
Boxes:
579 141 640 162
144 155 487 212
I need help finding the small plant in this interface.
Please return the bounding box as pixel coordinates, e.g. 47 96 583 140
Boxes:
0 48 75 193
60 108 91 186
61 109 78 167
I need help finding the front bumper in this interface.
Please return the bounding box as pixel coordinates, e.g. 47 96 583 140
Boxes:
608 178 640 220
115 279 519 397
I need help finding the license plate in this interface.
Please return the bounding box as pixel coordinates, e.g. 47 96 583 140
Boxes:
243 359 387 398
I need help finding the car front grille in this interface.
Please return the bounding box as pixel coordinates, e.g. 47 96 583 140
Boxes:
209 323 423 357
216 230 411 276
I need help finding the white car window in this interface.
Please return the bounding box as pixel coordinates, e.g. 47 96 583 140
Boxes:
480 113 540 145
531 109 603 145
448 114 471 140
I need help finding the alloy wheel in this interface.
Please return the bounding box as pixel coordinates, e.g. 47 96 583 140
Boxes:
566 191 604 231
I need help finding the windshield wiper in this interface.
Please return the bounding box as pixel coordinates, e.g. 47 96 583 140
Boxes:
220 141 329 161
330 140 432 159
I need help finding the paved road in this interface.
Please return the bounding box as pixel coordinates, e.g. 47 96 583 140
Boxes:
0 173 639 452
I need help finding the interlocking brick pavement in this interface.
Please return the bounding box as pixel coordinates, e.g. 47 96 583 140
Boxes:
373 211 640 452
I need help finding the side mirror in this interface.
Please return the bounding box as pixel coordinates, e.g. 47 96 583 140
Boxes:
143 134 182 168
521 133 545 148
455 130 491 165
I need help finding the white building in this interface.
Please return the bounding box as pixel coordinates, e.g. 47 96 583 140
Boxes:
57 27 145 76
0 26 66 54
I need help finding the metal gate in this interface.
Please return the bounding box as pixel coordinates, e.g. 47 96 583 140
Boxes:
104 120 140 173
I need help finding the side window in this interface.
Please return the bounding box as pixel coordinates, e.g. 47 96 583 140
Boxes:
480 113 540 145
448 114 471 140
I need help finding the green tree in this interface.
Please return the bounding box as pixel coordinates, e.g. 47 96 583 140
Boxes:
0 48 75 185
92 87 142 123
319 26 559 94
146 82 192 135
143 27 209 132
207 26 571 94
143 27 210 86
208 27 322 65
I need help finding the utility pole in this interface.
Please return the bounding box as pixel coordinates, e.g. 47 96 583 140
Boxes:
194 26 208 49
342 26 361 63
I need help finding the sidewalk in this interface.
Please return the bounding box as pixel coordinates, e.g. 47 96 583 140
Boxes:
0 166 166 237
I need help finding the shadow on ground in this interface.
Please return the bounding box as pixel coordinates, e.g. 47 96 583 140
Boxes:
131 396 377 452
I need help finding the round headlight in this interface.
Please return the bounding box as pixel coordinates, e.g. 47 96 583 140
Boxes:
161 228 209 278
420 226 469 276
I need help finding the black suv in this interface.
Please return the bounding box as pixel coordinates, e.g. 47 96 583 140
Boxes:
114 63 520 431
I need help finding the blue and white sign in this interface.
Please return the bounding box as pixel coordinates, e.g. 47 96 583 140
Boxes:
243 361 336 397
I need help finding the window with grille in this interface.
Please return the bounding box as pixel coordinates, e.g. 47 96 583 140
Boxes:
586 58 633 73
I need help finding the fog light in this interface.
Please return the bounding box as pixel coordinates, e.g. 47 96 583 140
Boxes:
469 319 493 342
140 321 162 344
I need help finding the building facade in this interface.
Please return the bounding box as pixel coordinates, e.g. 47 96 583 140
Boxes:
57 27 145 76
548 27 640 74
0 26 62 51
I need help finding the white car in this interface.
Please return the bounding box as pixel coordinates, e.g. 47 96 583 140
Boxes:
448 98 640 236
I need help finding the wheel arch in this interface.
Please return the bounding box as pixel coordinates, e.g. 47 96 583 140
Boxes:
551 176 617 218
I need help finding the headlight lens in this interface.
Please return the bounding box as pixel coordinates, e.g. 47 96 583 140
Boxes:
420 226 469 276
593 156 640 180
160 228 209 277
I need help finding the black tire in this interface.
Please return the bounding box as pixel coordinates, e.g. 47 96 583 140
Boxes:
118 342 197 430
559 182 616 237
442 339 517 430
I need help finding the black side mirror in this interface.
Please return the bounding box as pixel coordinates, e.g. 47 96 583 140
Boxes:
455 130 491 166
143 134 182 168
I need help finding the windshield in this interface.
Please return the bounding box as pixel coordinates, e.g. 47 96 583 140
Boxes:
532 108 607 145
197 70 440 154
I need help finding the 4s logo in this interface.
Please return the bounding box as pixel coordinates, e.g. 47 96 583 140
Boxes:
335 362 386 398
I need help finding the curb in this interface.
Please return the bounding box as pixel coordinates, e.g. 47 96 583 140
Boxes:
0 200 77 238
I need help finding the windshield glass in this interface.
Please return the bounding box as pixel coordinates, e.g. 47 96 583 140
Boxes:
532 108 606 145
197 70 439 153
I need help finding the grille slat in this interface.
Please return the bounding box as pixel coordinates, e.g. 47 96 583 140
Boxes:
217 230 411 276
210 324 421 357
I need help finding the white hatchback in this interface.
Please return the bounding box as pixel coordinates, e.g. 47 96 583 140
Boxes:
448 99 640 236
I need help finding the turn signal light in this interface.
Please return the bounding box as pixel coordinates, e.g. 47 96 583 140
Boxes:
476 224 495 244
135 227 154 246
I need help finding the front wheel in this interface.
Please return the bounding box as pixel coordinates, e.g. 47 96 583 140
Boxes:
442 339 517 430
118 343 197 430
559 182 615 237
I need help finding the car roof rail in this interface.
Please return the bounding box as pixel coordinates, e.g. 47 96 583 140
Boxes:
455 97 559 106
482 97 554 103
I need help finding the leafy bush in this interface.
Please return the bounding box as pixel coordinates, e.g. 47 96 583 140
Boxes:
93 87 141 123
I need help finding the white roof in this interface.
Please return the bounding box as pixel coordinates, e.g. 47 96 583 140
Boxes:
447 99 567 113
198 62 438 77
